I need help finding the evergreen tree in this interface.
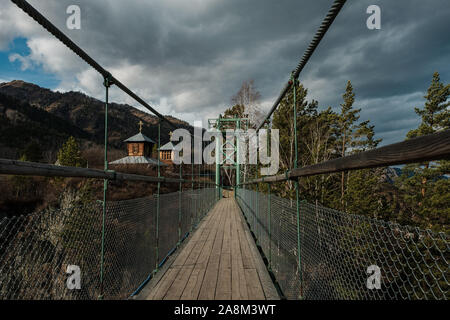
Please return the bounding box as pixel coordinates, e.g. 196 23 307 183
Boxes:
301 107 339 203
396 72 449 231
336 81 361 210
273 82 316 198
406 72 449 199
334 82 382 213
345 169 378 213
407 72 449 139
57 136 87 167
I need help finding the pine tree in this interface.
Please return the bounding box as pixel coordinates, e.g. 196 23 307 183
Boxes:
273 82 316 198
301 107 339 203
336 81 360 210
407 72 449 139
57 136 86 167
332 81 383 212
397 72 449 231
405 72 449 199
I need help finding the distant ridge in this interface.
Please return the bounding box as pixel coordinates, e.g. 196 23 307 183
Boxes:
0 80 192 159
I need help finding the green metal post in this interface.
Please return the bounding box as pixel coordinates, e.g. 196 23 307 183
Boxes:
292 75 302 297
215 123 221 199
268 182 271 271
99 76 112 300
256 137 259 245
235 120 240 198
191 145 195 230
155 120 161 271
198 161 201 220
202 164 205 216
178 163 182 245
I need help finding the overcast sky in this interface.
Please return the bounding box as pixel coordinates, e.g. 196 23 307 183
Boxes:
0 0 449 145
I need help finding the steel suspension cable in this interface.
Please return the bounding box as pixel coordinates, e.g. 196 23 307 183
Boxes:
10 0 177 130
256 0 347 131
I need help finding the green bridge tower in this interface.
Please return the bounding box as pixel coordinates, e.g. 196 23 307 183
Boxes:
208 116 249 198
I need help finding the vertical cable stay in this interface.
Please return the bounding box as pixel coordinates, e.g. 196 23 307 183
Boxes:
256 0 347 131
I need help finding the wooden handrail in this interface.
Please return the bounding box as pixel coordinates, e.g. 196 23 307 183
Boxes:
0 159 217 185
243 129 450 185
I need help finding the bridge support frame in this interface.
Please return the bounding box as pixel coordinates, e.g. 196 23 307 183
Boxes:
155 120 161 272
208 117 249 199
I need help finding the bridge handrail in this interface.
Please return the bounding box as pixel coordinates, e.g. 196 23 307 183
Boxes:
242 129 450 185
0 158 217 186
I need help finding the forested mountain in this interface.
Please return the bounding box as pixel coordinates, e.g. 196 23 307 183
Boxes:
0 80 203 215
0 80 192 161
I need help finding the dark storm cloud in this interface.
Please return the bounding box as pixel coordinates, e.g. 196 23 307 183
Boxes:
5 0 450 144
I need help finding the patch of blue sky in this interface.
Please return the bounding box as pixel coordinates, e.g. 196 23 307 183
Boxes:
0 37 59 89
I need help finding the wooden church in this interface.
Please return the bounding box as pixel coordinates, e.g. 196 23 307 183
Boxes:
159 132 181 164
110 121 166 166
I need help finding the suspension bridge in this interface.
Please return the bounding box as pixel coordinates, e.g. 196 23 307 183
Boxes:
0 0 449 300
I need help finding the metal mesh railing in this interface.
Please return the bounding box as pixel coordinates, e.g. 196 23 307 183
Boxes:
236 188 449 300
0 188 219 300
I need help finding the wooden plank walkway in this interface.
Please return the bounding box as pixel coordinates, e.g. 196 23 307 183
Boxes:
138 197 279 300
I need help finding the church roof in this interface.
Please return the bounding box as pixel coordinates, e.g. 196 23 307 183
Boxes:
160 141 182 151
124 132 155 143
109 156 167 165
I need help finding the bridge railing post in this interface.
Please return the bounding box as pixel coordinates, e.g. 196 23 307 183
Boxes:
155 119 161 272
191 145 195 231
268 183 272 271
199 162 203 220
256 144 259 246
178 163 182 246
99 74 113 300
292 75 303 298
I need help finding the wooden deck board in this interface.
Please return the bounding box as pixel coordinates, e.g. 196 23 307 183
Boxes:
180 202 226 300
231 205 249 300
143 197 279 300
197 201 226 300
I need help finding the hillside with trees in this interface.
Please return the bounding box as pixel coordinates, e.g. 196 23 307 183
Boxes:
0 80 192 161
225 73 449 233
0 80 204 217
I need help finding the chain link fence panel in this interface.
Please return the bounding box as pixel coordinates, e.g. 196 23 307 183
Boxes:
0 188 218 300
0 203 103 300
236 188 449 300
